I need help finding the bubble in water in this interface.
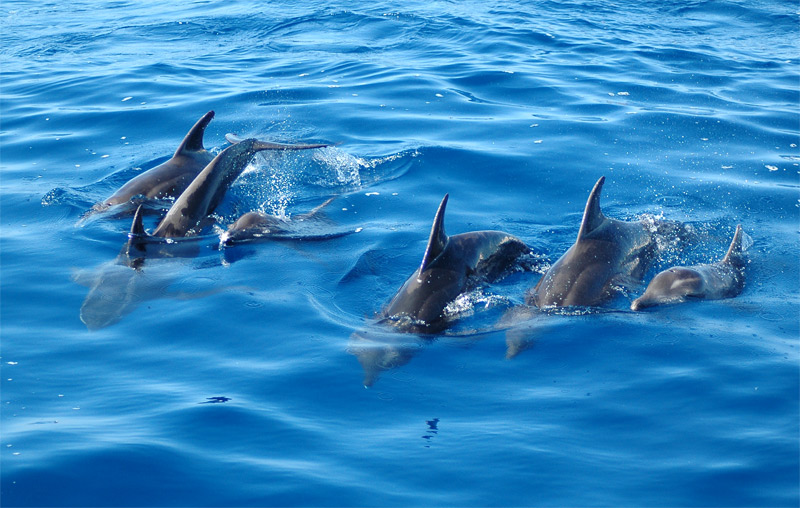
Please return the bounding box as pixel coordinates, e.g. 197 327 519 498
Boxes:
444 289 510 319
312 148 363 187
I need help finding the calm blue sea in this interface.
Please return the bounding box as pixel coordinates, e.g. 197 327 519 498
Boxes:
1 1 798 506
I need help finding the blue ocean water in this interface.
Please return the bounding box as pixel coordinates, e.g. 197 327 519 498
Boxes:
1 0 798 506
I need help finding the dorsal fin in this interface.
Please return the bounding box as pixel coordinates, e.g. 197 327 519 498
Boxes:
174 110 214 156
419 194 449 273
721 224 744 264
576 176 606 241
126 205 148 259
130 204 146 237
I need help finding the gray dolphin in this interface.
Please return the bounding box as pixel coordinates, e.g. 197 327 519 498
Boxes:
631 225 746 310
79 208 238 330
381 194 530 334
79 207 168 330
94 111 217 212
221 197 353 245
529 176 667 308
136 138 330 239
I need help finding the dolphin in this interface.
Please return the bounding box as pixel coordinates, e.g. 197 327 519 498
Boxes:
220 197 353 245
78 207 165 330
380 194 530 334
79 207 241 330
94 111 217 212
133 138 330 239
630 225 746 310
529 176 670 308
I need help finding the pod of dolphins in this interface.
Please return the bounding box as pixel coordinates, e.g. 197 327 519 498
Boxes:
377 176 746 332
83 111 749 379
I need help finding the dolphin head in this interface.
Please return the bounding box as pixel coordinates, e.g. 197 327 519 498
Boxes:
631 267 703 311
221 211 289 245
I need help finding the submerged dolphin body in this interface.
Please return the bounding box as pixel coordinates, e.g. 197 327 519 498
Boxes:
95 111 217 212
631 225 746 310
348 329 426 387
529 176 668 308
380 194 530 334
79 208 170 330
79 208 239 330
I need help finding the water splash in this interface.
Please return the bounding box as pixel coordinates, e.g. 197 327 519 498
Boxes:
443 288 512 320
225 147 419 221
311 147 363 187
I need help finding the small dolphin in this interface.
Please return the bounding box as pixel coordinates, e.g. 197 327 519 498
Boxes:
529 176 669 308
631 225 746 310
221 197 350 245
94 111 217 212
381 194 530 334
134 138 330 239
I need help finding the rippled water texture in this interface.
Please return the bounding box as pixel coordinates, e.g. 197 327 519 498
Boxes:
1 1 798 506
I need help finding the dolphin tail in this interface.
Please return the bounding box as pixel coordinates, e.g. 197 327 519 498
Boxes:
419 194 449 272
296 197 337 221
310 196 336 213
721 224 745 265
576 176 606 241
174 111 215 156
225 133 332 150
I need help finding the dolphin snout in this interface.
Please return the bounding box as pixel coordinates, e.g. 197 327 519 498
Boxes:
630 297 650 311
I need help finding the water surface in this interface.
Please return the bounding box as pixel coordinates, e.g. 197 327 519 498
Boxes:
1 1 798 506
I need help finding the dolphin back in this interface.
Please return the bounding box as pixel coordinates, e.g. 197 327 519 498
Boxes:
531 176 661 308
419 194 449 272
382 194 531 333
